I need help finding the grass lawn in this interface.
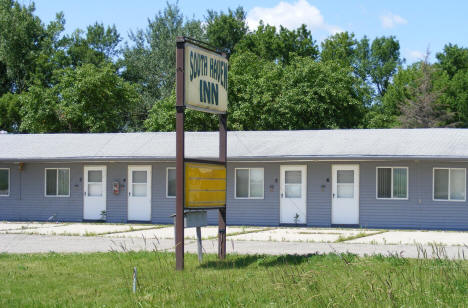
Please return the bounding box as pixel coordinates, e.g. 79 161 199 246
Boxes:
1 251 467 307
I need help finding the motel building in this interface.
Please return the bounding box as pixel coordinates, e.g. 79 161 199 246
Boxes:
1 128 468 230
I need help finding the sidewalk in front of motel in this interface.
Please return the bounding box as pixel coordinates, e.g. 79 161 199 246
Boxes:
1 221 468 259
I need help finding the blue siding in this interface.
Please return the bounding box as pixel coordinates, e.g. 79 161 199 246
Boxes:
307 162 332 227
0 163 83 221
360 161 468 229
1 160 468 230
226 163 280 226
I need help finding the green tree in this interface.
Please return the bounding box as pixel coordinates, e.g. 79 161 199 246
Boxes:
373 63 423 127
228 51 281 130
434 44 468 126
320 31 373 108
63 23 121 68
0 0 47 94
20 63 140 133
236 23 319 64
205 7 248 58
121 3 203 113
144 90 218 132
436 44 468 78
227 52 366 130
0 93 21 131
321 32 357 68
365 36 403 97
399 55 453 128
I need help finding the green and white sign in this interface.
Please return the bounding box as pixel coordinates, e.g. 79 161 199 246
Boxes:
184 42 228 114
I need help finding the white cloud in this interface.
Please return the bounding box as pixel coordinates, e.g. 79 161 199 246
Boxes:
380 12 407 29
246 0 342 34
409 50 425 60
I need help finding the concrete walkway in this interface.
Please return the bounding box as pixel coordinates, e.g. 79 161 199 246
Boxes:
1 234 467 260
2 222 468 259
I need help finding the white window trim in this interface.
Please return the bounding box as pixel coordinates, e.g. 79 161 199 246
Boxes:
234 168 264 199
166 167 176 198
376 167 409 200
45 168 70 197
433 167 466 202
0 168 10 197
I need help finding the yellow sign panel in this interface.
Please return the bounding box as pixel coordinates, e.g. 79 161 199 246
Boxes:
184 42 228 114
185 162 226 208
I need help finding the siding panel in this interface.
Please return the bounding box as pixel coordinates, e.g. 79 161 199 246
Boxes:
2 160 468 230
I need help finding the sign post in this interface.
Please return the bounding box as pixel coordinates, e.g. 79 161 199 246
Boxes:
175 38 185 271
175 37 228 270
218 113 227 259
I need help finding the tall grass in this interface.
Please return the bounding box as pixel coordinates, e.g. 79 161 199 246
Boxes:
0 246 467 307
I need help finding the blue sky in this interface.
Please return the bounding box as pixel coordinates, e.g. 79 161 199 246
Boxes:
19 0 468 64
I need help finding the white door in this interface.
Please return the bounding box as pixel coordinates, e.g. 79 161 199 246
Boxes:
332 164 359 225
83 166 107 220
128 165 151 221
280 165 307 224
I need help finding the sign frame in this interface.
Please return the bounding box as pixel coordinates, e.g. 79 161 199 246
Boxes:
175 37 228 271
184 159 227 210
183 42 228 115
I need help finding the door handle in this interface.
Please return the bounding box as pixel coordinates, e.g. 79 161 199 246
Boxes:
332 193 335 198
84 191 87 196
129 192 131 196
280 192 283 198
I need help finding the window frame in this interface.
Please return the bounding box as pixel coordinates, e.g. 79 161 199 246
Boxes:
433 167 466 202
375 166 409 200
166 167 176 198
234 168 264 199
44 168 70 197
0 168 10 197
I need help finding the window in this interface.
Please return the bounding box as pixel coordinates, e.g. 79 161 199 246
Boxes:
337 170 354 198
167 167 176 198
235 168 264 199
376 167 408 199
285 170 302 198
132 170 147 197
45 168 70 197
0 168 9 196
433 168 466 201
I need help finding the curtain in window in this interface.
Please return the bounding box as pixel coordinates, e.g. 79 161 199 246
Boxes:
393 168 407 198
168 169 176 197
377 168 391 198
236 169 249 198
249 169 263 198
58 169 69 196
450 169 465 200
46 169 57 195
434 169 449 200
0 170 8 195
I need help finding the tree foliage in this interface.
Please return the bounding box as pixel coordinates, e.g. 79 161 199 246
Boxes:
0 0 49 94
205 7 248 58
228 52 366 130
236 23 319 64
20 63 139 133
399 54 453 128
121 4 203 109
1 0 468 133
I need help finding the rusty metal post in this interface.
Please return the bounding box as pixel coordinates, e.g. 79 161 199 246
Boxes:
175 37 185 270
218 113 227 259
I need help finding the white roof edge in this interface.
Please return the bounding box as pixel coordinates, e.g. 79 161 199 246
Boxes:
2 129 468 160
3 155 468 162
